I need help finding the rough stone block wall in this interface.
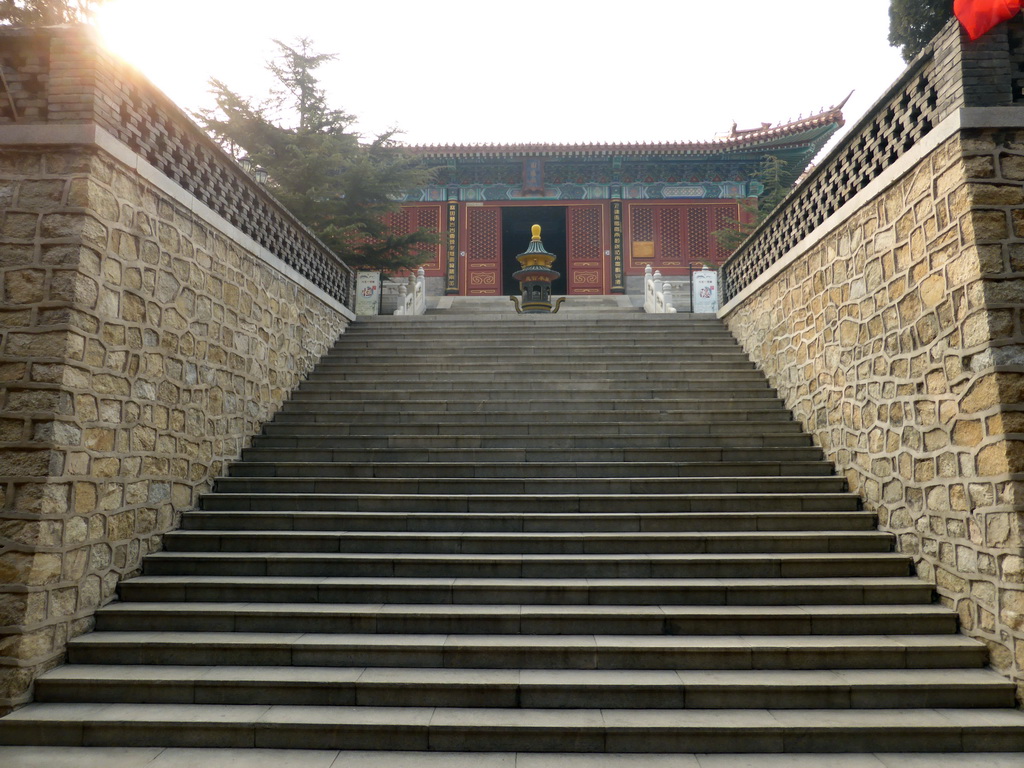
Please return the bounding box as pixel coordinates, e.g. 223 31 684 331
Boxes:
724 129 1024 694
0 144 350 710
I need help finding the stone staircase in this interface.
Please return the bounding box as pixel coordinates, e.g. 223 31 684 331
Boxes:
3 312 1024 764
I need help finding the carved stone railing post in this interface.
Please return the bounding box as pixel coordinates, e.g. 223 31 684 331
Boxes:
393 268 427 316
644 265 677 314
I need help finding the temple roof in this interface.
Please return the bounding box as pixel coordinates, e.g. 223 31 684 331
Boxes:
405 100 848 162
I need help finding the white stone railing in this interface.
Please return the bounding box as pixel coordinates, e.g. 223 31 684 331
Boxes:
643 265 678 314
394 267 427 316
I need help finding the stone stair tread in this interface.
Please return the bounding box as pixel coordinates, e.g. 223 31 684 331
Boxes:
179 510 878 534
226 461 836 477
35 665 1014 709
211 477 845 487
94 602 956 619
141 552 910 579
67 630 984 653
258 422 796 433
4 703 1024 752
237 449 829 462
165 530 887 542
119 573 937 606
90 602 958 636
199 492 858 510
269 413 794 424
3 749 1024 768
40 664 1011 687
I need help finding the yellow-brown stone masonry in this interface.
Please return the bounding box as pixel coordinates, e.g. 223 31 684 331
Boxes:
0 145 350 710
724 129 1024 697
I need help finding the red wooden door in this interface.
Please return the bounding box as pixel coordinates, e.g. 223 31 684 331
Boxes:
464 207 502 295
566 205 605 295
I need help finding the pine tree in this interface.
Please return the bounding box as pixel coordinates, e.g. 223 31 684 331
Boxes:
713 155 797 254
888 0 953 62
0 0 101 25
196 39 437 274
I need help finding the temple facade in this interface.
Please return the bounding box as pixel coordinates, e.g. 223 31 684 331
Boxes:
392 104 846 297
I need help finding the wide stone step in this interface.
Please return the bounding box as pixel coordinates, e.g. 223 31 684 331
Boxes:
288 385 780 400
238 447 829 464
247 434 816 451
255 422 805 440
141 552 909 579
199 491 857 513
162 530 890 555
309 361 757 374
226 460 836 480
210 476 846 496
62 632 987 671
180 510 877 533
329 343 745 355
277 398 792 415
116 575 938 606
334 322 725 332
269 409 793 426
300 370 768 383
90 603 956 637
350 321 724 332
4 702 1023 752
321 352 761 364
4 749 1024 768
34 665 1013 709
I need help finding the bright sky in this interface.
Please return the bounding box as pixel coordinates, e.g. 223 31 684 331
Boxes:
96 0 909 156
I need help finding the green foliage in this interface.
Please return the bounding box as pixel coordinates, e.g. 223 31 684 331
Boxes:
0 0 101 25
888 0 952 62
713 155 798 254
196 39 437 274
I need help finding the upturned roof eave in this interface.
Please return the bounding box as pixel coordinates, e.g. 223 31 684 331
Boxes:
406 106 846 160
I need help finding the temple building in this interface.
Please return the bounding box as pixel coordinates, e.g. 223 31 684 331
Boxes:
391 103 846 297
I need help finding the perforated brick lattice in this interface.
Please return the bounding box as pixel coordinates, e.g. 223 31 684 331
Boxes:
721 61 940 302
718 15 1024 303
2 28 355 307
105 82 354 305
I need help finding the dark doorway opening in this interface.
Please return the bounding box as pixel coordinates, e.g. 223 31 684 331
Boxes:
501 206 567 296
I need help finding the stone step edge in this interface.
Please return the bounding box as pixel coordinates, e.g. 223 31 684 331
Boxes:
2 703 1022 752
0 748 1021 768
34 665 1014 706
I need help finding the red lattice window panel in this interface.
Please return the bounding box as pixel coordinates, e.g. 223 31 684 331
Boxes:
688 207 710 265
631 206 654 242
417 207 440 233
660 209 682 264
712 206 737 262
468 208 501 260
569 207 602 258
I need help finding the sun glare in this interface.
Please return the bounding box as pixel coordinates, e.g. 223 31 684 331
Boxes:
91 0 256 113
93 1 159 76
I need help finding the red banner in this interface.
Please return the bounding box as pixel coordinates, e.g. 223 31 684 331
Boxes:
955 0 1022 40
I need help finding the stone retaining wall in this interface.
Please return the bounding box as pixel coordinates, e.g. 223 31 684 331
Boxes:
723 123 1024 695
0 28 354 711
